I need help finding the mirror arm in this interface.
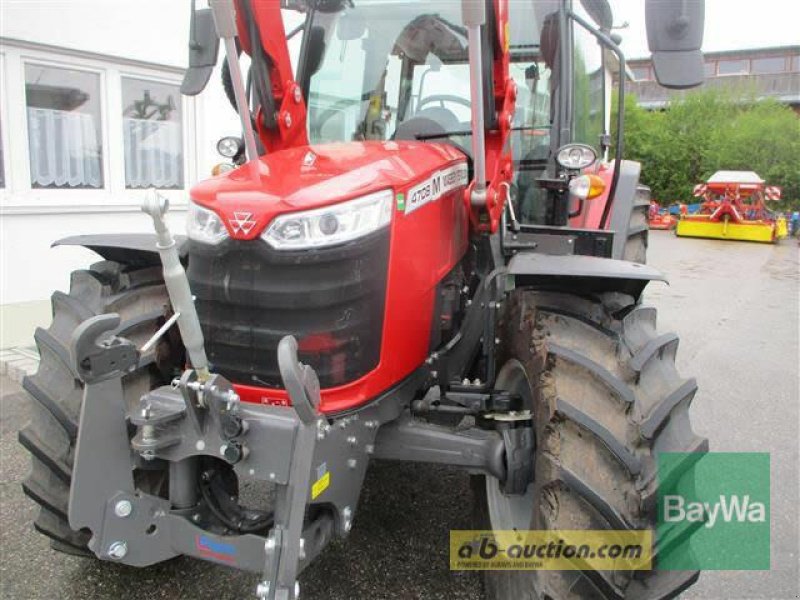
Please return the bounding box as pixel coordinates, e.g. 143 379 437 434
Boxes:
188 0 199 49
567 10 625 229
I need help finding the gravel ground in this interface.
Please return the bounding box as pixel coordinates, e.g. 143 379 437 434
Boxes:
1 232 797 600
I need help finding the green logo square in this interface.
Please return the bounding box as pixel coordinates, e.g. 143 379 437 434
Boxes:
657 452 770 570
396 193 405 211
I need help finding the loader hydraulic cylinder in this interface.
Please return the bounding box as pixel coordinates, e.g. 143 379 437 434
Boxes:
463 0 487 206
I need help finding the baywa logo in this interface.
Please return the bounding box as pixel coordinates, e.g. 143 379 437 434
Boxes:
663 493 766 528
657 452 770 570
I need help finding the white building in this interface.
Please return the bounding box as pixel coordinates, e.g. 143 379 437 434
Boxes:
0 1 300 349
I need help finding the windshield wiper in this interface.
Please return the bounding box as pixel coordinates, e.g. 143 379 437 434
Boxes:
415 126 549 141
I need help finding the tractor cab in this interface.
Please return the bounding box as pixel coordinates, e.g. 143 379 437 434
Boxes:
203 1 626 232
295 0 614 229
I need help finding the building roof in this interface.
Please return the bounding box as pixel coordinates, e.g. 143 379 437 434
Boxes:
629 45 800 65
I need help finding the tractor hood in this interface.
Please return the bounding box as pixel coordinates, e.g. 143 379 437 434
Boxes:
190 141 465 240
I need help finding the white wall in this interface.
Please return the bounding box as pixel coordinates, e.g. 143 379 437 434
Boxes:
0 1 249 348
1 1 191 68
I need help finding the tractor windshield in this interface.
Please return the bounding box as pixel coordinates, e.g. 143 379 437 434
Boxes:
305 1 468 144
303 1 558 149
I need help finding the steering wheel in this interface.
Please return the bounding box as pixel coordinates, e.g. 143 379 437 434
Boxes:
417 94 472 112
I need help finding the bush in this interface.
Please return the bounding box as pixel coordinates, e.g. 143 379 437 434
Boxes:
613 89 800 211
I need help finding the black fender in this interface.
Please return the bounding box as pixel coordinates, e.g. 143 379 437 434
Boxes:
608 160 646 261
506 252 667 299
53 234 188 267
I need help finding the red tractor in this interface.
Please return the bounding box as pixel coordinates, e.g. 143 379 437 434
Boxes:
20 1 708 599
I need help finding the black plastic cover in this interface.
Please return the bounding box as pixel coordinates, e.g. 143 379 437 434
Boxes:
187 230 390 389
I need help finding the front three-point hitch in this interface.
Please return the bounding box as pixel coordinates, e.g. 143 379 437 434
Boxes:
69 312 379 600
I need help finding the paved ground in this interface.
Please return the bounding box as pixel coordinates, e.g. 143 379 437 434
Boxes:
1 233 797 600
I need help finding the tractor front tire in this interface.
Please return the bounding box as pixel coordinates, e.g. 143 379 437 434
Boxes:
475 290 708 599
19 260 172 556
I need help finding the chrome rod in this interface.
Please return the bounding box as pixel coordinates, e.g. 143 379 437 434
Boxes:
462 1 487 206
210 0 259 162
141 311 181 354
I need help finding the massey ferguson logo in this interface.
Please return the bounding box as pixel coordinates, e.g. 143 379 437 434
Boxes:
229 212 256 235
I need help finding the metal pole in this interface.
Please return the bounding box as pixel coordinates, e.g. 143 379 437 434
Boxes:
463 1 487 206
210 0 259 162
142 191 210 381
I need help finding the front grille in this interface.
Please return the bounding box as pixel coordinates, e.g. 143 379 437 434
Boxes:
187 230 390 389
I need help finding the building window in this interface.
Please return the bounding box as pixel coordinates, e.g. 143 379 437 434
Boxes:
25 64 104 189
717 59 748 76
704 61 716 77
792 55 800 72
631 66 650 81
121 77 183 189
751 56 786 74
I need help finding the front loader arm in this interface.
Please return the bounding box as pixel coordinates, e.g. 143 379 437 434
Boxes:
234 0 308 153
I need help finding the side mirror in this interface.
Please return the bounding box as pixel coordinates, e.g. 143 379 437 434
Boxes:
181 7 220 96
645 0 705 89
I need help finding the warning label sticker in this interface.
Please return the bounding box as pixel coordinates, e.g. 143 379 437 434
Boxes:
405 163 468 215
311 472 330 499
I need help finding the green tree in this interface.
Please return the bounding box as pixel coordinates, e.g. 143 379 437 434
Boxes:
613 88 800 210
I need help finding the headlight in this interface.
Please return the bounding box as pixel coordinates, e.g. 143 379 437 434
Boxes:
217 136 243 159
556 143 597 170
263 189 393 250
187 201 229 245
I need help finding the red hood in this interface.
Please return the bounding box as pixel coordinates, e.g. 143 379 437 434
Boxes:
190 141 466 240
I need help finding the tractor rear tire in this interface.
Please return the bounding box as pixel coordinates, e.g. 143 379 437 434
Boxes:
622 184 650 264
19 260 173 556
474 290 708 599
